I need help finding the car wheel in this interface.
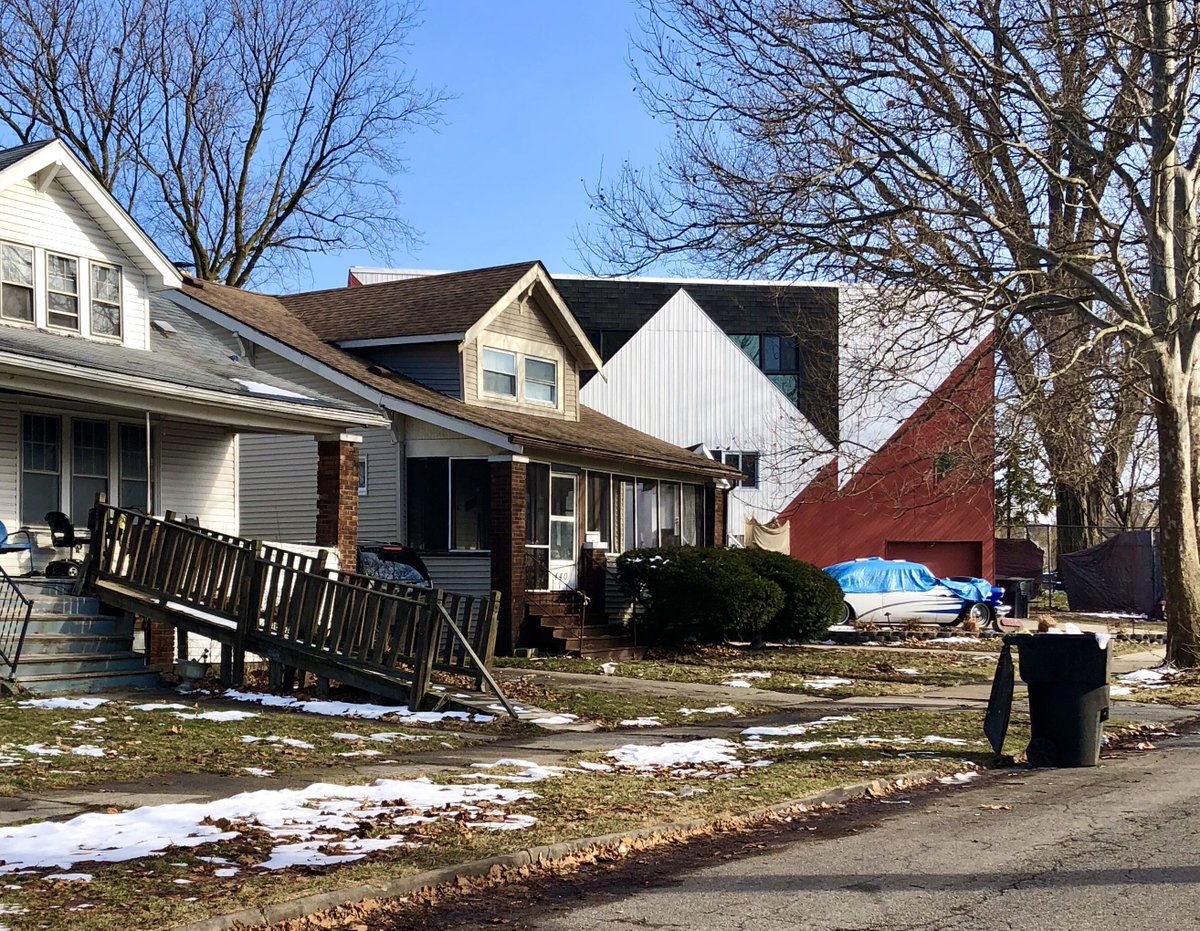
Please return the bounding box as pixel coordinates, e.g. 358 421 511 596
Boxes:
840 602 854 625
964 601 993 630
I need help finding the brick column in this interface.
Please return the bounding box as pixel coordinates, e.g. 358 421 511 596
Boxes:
706 483 729 547
316 434 361 572
144 617 175 668
489 456 526 655
581 544 608 616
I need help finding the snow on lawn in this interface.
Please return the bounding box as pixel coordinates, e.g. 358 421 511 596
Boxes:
465 759 567 783
679 705 739 716
619 717 664 728
1115 665 1178 692
223 690 493 723
174 710 260 722
605 738 745 776
937 771 981 785
0 778 536 874
240 735 316 750
722 671 772 687
18 698 109 712
803 677 853 690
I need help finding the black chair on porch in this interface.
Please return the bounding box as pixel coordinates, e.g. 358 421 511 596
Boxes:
43 511 94 579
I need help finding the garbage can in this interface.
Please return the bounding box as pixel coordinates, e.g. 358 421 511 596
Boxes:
1006 633 1110 767
996 577 1033 619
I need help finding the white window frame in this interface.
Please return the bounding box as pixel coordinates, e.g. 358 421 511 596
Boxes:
523 354 558 406
358 454 369 496
481 347 518 399
46 252 80 332
477 338 565 413
0 241 34 326
89 260 122 340
717 450 760 489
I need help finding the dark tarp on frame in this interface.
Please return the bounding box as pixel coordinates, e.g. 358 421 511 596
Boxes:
995 538 1046 596
1059 530 1162 616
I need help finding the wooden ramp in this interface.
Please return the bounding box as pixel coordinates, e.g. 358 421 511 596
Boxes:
86 505 516 717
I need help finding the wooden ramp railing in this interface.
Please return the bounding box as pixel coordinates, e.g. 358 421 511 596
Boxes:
87 504 515 716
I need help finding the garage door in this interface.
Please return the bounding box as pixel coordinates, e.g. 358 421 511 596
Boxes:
885 541 983 579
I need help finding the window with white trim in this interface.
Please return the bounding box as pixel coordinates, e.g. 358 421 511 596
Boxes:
482 348 517 397
0 242 33 323
718 450 760 489
358 455 369 496
524 356 557 405
46 253 79 331
90 262 122 338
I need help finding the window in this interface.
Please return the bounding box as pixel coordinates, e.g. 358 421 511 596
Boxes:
720 451 760 489
635 479 659 548
90 262 122 338
606 477 705 552
71 419 109 519
731 333 803 406
482 348 517 397
586 472 612 544
525 462 551 589
405 457 491 551
118 424 149 512
0 242 33 323
21 414 61 525
524 356 557 405
358 455 369 496
46 254 79 330
659 482 681 546
681 485 704 546
450 459 490 550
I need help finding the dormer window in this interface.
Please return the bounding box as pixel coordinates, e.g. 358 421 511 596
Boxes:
524 356 557 405
47 253 79 331
90 262 122 338
0 242 33 323
482 348 518 397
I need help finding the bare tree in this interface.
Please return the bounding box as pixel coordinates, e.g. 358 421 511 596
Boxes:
0 0 445 286
585 0 1200 664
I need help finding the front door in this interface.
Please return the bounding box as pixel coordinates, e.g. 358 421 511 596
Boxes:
549 473 577 590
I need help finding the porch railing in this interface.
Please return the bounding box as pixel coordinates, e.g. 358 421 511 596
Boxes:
0 564 33 679
88 505 514 715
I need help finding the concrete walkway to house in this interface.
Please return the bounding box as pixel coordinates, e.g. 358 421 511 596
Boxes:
1 644 1187 831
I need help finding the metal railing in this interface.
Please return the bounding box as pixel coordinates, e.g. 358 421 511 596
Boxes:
0 564 33 679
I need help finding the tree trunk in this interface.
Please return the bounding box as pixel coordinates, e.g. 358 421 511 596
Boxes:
1152 357 1200 666
1055 484 1090 557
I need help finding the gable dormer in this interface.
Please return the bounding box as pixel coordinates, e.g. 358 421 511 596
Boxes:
0 140 181 350
460 266 601 422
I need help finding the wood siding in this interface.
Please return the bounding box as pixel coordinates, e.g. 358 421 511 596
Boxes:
360 344 462 397
0 177 150 350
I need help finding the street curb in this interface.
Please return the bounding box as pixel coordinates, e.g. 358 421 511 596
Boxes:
175 767 945 931
823 630 1167 645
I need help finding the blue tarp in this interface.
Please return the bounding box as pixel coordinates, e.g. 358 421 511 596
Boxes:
824 558 993 603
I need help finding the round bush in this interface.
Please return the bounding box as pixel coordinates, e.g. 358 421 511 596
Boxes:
735 548 844 642
615 546 784 646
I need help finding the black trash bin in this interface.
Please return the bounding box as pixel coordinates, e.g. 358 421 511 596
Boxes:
1006 633 1110 767
997 577 1032 619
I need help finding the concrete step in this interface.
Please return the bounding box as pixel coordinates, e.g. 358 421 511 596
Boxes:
14 651 150 678
15 667 163 695
20 595 103 616
528 602 583 617
22 615 133 637
16 632 135 656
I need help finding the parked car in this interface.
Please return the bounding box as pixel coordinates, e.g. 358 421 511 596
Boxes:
824 557 1009 629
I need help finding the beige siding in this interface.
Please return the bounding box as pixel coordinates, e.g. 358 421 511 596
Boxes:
405 417 498 458
159 421 238 534
465 292 581 422
0 178 151 350
424 554 493 597
239 434 318 542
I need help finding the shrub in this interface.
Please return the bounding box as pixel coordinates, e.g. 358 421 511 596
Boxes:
731 549 844 642
615 547 784 646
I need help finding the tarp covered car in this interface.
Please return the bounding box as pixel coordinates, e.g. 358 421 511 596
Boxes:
825 557 1006 628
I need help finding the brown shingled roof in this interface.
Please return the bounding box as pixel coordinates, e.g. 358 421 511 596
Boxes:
277 262 538 342
179 278 735 481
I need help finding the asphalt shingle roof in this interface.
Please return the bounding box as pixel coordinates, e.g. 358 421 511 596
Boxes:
182 278 734 480
278 262 538 343
0 139 55 173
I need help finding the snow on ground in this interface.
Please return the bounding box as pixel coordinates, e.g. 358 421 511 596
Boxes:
721 680 753 688
743 715 858 738
619 717 664 727
937 771 980 785
526 714 578 726
0 778 536 874
606 738 745 776
18 698 108 712
240 735 316 750
803 677 854 690
466 759 567 783
175 710 259 722
1117 665 1178 691
223 690 493 723
679 705 738 716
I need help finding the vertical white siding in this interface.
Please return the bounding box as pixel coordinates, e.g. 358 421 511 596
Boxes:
159 421 238 534
0 403 19 574
580 289 833 537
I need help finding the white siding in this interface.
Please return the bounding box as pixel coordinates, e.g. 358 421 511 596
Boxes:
424 554 492 597
580 289 833 539
0 403 20 574
159 421 238 534
239 433 318 541
0 178 151 350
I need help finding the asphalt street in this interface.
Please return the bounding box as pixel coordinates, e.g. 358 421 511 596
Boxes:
520 735 1200 931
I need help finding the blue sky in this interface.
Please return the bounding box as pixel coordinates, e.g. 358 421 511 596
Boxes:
301 0 670 292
